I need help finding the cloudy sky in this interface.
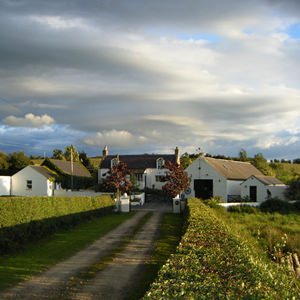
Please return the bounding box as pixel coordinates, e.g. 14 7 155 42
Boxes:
0 0 300 159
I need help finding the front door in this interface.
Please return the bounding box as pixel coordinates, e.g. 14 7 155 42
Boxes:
249 186 257 202
194 179 213 199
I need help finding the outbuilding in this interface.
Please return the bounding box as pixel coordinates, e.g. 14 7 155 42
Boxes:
241 175 287 202
0 176 11 196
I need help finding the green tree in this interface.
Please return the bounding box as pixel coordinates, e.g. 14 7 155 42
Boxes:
0 152 9 170
8 151 31 173
251 153 274 176
239 148 248 161
64 145 79 161
52 149 64 160
163 161 190 198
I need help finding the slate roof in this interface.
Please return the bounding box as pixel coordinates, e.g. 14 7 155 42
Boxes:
100 154 176 170
30 165 56 179
42 159 91 178
204 157 263 180
251 175 285 186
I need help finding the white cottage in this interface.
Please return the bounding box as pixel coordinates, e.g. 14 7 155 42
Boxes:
185 156 263 202
0 176 11 196
241 175 287 203
98 146 179 190
12 165 55 196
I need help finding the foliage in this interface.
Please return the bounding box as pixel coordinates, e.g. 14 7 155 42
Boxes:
0 152 9 170
227 205 259 214
285 177 300 200
202 196 222 209
64 144 79 161
251 153 274 176
238 148 248 161
103 161 132 195
144 198 300 299
260 198 294 214
52 148 64 160
162 161 190 198
0 195 114 254
7 151 31 173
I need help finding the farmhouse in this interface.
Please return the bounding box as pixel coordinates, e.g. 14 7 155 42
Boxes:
185 156 272 202
98 146 179 190
11 165 56 196
241 175 287 202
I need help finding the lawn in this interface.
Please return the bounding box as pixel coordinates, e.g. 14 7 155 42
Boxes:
0 213 134 291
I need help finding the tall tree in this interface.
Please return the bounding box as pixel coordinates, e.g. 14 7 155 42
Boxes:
8 151 31 173
64 145 79 161
52 149 64 160
0 152 9 170
162 161 190 198
251 153 274 176
239 148 248 161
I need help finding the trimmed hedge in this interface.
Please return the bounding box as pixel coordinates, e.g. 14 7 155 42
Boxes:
144 198 300 299
0 195 114 253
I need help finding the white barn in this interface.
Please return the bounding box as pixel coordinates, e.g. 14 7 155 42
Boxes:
0 176 11 196
185 156 264 202
241 175 287 202
12 165 55 196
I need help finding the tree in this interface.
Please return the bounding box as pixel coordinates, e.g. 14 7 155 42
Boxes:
103 161 132 210
52 149 64 160
239 148 248 161
64 145 79 161
0 152 9 170
8 151 31 173
284 178 300 200
162 161 190 198
251 153 274 176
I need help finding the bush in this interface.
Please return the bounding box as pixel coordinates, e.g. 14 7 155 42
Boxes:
294 200 300 211
203 196 222 209
144 198 299 299
0 195 114 253
260 198 293 214
227 205 258 214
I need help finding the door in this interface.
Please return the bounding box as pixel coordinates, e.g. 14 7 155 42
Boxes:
249 186 257 202
194 179 213 199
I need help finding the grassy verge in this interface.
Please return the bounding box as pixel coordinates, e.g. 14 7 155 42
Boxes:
0 213 134 291
126 213 184 300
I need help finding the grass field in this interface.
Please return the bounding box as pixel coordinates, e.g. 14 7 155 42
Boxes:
215 207 300 262
0 213 134 291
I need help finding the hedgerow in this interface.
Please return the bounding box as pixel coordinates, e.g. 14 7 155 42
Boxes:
144 198 300 299
0 195 114 253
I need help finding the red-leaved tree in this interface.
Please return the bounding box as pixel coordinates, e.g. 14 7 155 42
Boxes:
104 161 132 197
162 161 190 198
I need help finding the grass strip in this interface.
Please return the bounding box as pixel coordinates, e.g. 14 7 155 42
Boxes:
125 213 184 300
60 212 153 299
0 212 134 291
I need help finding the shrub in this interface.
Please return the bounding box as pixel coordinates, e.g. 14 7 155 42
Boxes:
0 195 114 253
294 200 300 211
260 198 293 214
203 196 222 209
227 205 258 214
144 198 299 299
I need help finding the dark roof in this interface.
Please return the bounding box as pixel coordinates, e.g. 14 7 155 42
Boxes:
252 175 285 186
30 166 55 179
204 157 263 180
42 159 91 178
100 154 176 170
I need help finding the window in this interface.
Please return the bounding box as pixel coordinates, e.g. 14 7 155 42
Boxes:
111 158 119 168
134 173 143 182
26 180 32 190
156 175 166 182
156 157 165 169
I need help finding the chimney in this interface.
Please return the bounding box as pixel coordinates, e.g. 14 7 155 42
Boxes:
175 146 180 164
102 145 108 158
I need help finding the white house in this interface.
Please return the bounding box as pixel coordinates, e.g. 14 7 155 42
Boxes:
0 176 11 196
98 146 179 190
185 156 264 202
12 165 55 196
241 175 287 203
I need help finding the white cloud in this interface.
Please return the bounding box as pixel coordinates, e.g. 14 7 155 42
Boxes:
3 113 55 128
83 129 147 148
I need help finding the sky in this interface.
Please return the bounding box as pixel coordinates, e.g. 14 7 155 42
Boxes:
0 0 300 159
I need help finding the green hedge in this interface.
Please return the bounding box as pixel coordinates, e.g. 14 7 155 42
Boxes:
144 198 300 299
0 195 114 253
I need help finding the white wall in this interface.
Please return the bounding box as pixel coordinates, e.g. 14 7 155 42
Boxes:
145 168 168 190
241 176 287 202
0 176 11 196
185 157 228 201
12 166 53 196
226 180 243 201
